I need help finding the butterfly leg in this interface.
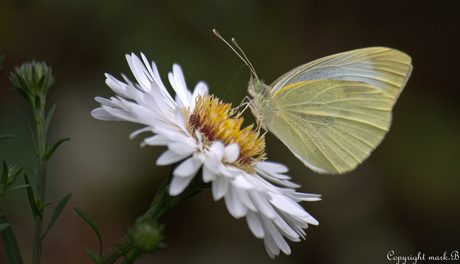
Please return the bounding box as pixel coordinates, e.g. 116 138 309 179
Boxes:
233 96 252 117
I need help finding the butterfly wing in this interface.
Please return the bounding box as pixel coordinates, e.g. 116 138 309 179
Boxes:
265 79 392 174
270 47 412 105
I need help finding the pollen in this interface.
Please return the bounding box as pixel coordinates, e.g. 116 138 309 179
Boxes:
187 94 266 173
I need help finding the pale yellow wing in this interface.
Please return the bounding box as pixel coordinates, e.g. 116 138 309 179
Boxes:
266 79 392 174
270 47 412 105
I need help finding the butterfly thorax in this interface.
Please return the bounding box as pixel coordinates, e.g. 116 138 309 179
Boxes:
248 77 277 131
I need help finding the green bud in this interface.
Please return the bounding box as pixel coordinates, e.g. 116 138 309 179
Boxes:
131 220 165 253
10 61 54 109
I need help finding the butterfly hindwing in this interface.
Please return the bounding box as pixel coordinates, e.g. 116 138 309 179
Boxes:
267 79 392 174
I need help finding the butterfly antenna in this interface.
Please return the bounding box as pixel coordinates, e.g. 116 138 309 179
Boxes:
231 38 259 81
213 29 259 80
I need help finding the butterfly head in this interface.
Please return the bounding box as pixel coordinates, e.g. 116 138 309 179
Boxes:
248 76 269 97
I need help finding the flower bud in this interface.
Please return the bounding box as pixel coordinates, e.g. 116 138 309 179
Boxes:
131 220 164 253
10 61 54 109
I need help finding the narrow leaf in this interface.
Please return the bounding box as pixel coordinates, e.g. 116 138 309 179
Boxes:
24 174 42 218
45 102 56 133
1 214 24 264
84 247 103 264
27 122 39 157
75 207 103 256
0 134 15 140
39 200 52 211
41 192 72 239
0 223 11 231
2 184 30 196
43 138 70 162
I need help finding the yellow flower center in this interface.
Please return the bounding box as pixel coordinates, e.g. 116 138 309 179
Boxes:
186 94 266 173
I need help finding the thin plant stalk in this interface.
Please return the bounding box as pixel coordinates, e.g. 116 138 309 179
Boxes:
102 167 209 264
10 61 58 264
32 98 47 264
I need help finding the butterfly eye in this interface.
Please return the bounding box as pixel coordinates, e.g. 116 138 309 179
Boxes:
254 83 264 93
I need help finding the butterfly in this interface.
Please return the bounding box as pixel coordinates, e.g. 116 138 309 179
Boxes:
214 30 412 174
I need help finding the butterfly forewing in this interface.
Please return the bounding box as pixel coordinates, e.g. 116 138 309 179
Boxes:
266 79 392 174
270 47 412 104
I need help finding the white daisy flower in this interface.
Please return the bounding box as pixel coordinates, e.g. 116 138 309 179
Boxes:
91 53 321 258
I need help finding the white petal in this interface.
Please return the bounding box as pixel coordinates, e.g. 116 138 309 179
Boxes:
248 191 277 219
272 215 301 241
174 107 189 133
169 175 195 196
192 81 208 99
246 211 264 238
224 187 248 218
269 193 309 217
257 161 289 174
233 187 257 211
168 64 191 108
91 108 120 121
126 53 151 90
168 141 197 157
211 176 228 201
202 164 217 183
263 236 280 259
142 134 169 146
129 127 152 140
232 174 255 190
99 105 136 122
295 192 322 202
94 96 119 107
146 84 176 117
223 143 239 163
156 150 188 166
105 74 130 98
261 216 291 255
174 157 202 178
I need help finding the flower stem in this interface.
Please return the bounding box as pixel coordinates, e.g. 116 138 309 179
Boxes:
32 104 47 264
102 167 209 264
10 61 55 264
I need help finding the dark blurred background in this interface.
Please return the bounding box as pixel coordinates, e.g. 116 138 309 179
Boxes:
1 1 459 263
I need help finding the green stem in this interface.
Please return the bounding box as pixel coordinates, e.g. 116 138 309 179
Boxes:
32 105 47 264
101 167 210 264
121 249 141 264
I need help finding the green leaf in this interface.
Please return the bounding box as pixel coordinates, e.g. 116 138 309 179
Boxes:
40 192 72 239
45 102 56 133
43 137 70 162
84 247 103 264
75 207 103 257
0 134 15 140
40 200 52 210
1 214 24 264
9 164 24 184
27 122 39 157
1 184 30 196
0 223 11 231
24 174 42 218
